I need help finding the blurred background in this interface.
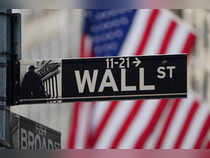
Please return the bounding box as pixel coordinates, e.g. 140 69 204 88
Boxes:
10 9 210 148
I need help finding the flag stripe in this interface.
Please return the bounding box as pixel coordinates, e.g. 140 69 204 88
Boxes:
119 100 160 147
181 103 209 148
85 103 96 148
155 99 181 148
80 35 86 57
68 102 80 148
194 115 210 148
110 100 144 148
159 20 177 54
136 9 160 55
161 96 195 148
92 101 112 131
95 101 136 148
166 25 190 54
206 141 210 149
134 99 169 148
75 103 93 148
119 10 151 56
143 10 171 56
143 101 173 149
91 101 119 146
174 101 199 148
181 32 196 54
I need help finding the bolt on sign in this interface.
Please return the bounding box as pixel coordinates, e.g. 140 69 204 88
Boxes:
0 110 61 150
15 54 187 105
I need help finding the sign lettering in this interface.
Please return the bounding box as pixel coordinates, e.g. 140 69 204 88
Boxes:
62 54 187 101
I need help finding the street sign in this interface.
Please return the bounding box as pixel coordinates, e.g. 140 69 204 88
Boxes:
62 54 187 102
0 109 61 150
16 54 187 104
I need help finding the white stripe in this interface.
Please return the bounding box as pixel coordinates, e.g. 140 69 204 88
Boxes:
144 10 171 55
144 100 173 149
161 95 195 148
75 102 92 148
166 24 190 54
94 101 136 148
181 105 209 149
119 99 160 148
202 134 210 148
92 101 111 130
119 10 152 56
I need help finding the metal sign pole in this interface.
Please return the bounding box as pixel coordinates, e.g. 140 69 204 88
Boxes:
0 9 11 108
0 9 21 149
0 10 12 148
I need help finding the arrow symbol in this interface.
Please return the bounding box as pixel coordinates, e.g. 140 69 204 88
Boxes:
133 58 142 67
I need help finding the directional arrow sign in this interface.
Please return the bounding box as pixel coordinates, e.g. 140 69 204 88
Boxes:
62 54 187 102
133 57 142 67
16 54 187 104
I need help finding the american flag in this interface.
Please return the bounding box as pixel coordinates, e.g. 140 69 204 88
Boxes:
68 9 210 149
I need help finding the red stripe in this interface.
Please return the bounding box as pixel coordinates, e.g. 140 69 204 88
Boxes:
155 99 181 148
134 99 169 148
136 9 160 55
80 35 86 57
159 20 177 54
91 101 119 147
85 102 96 148
194 114 210 148
174 101 199 148
80 35 94 58
181 33 196 54
206 141 210 149
110 100 144 148
68 102 80 148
